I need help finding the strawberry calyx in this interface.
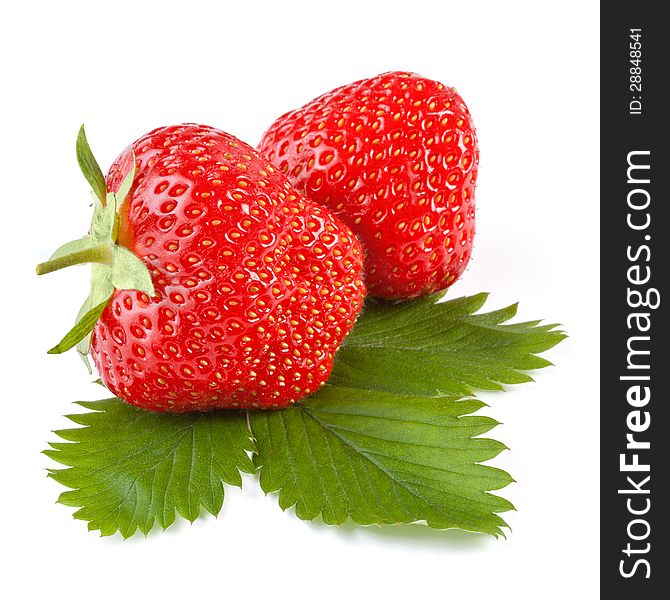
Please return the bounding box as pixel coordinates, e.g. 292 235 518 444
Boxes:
36 126 154 368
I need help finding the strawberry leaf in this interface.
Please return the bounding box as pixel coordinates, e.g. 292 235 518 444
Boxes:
332 293 566 396
250 389 514 536
45 399 254 538
44 293 564 538
249 293 564 536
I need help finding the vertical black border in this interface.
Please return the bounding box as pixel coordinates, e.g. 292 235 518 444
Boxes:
601 2 668 595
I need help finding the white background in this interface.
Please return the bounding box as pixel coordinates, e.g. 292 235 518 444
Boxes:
1 1 599 598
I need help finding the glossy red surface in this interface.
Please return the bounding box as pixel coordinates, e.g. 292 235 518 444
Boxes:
259 72 478 299
91 124 365 412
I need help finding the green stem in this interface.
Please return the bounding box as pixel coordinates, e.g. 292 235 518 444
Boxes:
36 244 113 276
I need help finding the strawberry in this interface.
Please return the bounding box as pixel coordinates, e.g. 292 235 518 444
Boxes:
37 124 365 412
259 71 478 299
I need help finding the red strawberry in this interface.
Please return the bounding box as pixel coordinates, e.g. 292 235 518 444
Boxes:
37 124 365 412
259 71 478 299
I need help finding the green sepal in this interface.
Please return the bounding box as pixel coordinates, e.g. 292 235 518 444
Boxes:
76 125 106 202
37 126 155 363
48 297 112 355
112 245 155 295
91 194 117 241
115 153 136 210
76 263 115 360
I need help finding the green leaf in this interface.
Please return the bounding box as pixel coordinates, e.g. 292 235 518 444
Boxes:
45 398 255 538
251 388 514 536
331 293 566 396
250 293 564 536
76 125 106 202
48 297 112 354
43 293 564 538
111 245 155 296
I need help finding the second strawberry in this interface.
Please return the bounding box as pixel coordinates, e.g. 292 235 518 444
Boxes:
259 71 479 300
